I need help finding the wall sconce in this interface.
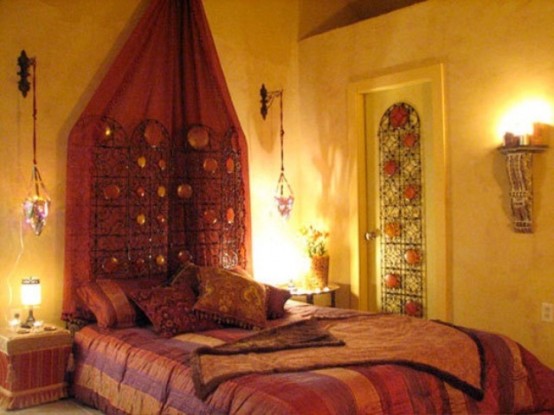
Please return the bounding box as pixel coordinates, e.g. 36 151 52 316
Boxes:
21 276 42 328
497 123 549 233
260 84 294 219
17 50 51 236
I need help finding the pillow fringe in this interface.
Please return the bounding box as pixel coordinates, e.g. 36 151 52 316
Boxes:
195 310 256 330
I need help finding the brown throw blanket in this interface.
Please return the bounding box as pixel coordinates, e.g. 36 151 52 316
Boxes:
190 314 485 401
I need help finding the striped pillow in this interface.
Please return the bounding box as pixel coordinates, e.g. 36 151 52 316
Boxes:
77 280 136 328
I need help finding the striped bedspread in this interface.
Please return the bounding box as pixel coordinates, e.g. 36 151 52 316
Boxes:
72 303 554 414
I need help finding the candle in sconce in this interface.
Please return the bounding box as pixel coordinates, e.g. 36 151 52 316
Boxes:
530 122 549 146
503 122 551 148
503 132 519 147
498 99 552 147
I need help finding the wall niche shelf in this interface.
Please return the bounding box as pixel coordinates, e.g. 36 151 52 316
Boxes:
497 144 548 233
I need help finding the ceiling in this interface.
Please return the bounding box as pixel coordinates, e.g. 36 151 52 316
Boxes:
299 0 425 39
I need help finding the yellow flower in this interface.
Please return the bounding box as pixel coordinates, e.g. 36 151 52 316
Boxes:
299 225 329 258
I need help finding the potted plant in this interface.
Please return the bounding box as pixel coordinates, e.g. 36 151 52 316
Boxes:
299 225 329 289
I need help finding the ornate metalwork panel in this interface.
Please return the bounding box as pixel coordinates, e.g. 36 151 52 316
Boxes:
89 117 171 282
83 116 246 283
378 103 426 317
177 124 247 269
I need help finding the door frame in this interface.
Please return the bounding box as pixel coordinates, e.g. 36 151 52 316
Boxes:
347 63 450 321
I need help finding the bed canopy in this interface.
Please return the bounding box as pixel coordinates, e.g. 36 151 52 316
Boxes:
63 0 251 320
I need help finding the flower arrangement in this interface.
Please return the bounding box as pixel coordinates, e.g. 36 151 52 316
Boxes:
299 225 329 258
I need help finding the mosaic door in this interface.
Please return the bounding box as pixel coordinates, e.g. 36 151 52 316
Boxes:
378 103 426 317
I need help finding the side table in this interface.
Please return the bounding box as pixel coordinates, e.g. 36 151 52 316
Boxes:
289 284 340 307
0 326 72 410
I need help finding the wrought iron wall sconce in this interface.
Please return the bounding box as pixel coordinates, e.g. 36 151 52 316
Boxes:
260 84 294 219
17 50 51 236
497 124 549 233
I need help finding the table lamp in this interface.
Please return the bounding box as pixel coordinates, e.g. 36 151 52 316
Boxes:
21 276 41 328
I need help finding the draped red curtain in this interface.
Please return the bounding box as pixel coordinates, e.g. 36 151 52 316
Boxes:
63 0 251 320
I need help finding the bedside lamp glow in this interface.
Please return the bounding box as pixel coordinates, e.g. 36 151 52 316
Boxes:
21 277 41 327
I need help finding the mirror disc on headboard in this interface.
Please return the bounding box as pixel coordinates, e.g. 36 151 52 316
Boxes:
187 125 210 149
177 184 193 199
102 256 119 273
103 184 121 200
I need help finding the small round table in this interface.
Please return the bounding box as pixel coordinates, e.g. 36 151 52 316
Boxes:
289 284 340 307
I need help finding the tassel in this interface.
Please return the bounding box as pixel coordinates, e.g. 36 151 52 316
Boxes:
6 362 15 387
66 352 75 373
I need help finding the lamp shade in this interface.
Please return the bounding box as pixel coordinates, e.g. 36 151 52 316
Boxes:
21 277 41 306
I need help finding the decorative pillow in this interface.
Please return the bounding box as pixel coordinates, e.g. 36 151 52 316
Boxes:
77 280 137 329
265 284 292 319
193 267 267 329
170 262 201 295
228 266 253 280
128 285 220 338
228 266 291 320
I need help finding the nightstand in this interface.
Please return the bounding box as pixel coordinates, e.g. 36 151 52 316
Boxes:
290 284 340 307
0 326 72 410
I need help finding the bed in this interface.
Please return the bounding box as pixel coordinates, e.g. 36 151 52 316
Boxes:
69 266 554 415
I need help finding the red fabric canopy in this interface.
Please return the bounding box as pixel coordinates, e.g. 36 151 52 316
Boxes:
63 0 251 320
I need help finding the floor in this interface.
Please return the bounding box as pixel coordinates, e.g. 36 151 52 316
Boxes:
0 399 103 414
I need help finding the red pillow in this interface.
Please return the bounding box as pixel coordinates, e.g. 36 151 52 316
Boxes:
77 280 137 329
128 285 220 337
265 285 292 319
169 262 201 295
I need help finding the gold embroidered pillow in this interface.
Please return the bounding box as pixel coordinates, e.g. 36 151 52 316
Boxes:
193 267 267 329
228 266 291 320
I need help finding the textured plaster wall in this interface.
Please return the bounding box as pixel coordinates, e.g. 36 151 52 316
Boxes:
298 0 554 366
0 0 149 326
203 0 303 284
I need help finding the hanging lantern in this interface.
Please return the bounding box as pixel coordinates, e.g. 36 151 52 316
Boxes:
23 166 51 236
260 84 294 219
275 171 294 219
18 50 51 235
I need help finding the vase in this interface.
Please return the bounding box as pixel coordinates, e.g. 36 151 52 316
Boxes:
310 255 329 289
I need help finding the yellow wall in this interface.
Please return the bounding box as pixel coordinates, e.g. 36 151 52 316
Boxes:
0 0 150 326
202 0 306 285
0 0 552 368
298 0 554 367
